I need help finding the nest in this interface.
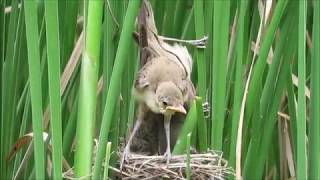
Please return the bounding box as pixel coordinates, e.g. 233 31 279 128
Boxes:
112 151 234 180
62 139 234 180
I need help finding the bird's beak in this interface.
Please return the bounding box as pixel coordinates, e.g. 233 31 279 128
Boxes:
166 104 187 114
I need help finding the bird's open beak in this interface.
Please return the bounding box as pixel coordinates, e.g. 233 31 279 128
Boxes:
166 105 187 114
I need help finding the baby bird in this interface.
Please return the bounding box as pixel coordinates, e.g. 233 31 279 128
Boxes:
120 0 195 167
122 56 194 163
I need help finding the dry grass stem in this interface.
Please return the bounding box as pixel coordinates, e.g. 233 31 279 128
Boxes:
115 151 234 180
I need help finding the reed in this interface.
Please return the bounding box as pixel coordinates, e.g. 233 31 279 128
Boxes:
0 0 317 179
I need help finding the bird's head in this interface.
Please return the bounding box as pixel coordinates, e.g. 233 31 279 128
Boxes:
155 81 186 116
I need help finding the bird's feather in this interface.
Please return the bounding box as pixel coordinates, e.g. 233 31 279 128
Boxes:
125 0 196 158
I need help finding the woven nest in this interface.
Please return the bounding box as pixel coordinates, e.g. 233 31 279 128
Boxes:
112 151 234 180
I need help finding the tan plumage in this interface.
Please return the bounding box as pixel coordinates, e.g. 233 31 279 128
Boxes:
133 56 194 113
121 0 195 167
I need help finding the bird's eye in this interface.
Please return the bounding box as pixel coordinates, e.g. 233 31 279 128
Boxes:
162 101 168 106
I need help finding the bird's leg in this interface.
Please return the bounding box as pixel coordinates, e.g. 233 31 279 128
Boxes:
163 114 172 164
122 118 142 158
120 106 145 170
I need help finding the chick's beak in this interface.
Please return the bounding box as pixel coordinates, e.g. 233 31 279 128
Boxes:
166 104 187 114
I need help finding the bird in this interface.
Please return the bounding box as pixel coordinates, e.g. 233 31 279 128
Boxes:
121 0 195 167
122 55 195 162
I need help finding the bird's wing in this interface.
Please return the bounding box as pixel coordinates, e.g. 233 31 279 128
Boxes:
160 43 193 79
134 69 149 90
134 59 160 91
135 0 193 80
178 79 196 104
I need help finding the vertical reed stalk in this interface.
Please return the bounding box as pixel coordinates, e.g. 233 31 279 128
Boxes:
297 0 306 179
44 1 62 179
74 0 103 178
92 1 140 179
229 0 248 168
193 0 207 152
309 1 320 178
211 0 230 150
24 1 45 179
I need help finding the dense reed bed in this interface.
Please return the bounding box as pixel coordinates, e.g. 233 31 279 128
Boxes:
0 0 318 179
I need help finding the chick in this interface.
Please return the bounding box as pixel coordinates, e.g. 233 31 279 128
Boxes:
120 0 195 167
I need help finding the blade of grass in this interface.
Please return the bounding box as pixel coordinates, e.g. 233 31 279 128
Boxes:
286 68 297 163
173 99 197 155
119 40 138 137
0 3 3 166
254 61 292 179
244 0 288 124
6 3 25 178
120 68 129 138
204 0 213 146
211 0 230 150
259 22 292 129
242 2 289 177
24 1 45 179
62 94 78 159
115 0 128 143
92 1 140 179
193 0 207 152
309 1 320 179
107 99 120 168
181 5 194 40
9 8 27 177
44 1 62 179
297 0 307 179
229 0 248 169
241 3 260 159
195 96 206 152
185 133 191 180
162 0 176 36
1 1 19 177
101 0 116 139
103 142 112 180
60 1 79 68
153 0 165 33
244 7 298 177
102 0 116 103
173 0 187 37
14 30 82 179
13 42 51 179
126 55 139 132
13 89 31 175
224 12 238 111
248 5 291 177
0 0 4 66
74 0 103 178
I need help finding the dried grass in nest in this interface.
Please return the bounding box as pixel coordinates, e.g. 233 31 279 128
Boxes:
112 151 234 180
61 140 234 179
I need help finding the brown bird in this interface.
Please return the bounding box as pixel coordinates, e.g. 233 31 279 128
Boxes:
121 0 195 166
122 56 194 162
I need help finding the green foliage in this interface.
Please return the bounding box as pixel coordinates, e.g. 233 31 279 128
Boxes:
0 0 318 179
74 1 103 178
211 0 230 150
44 1 62 179
24 1 45 179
